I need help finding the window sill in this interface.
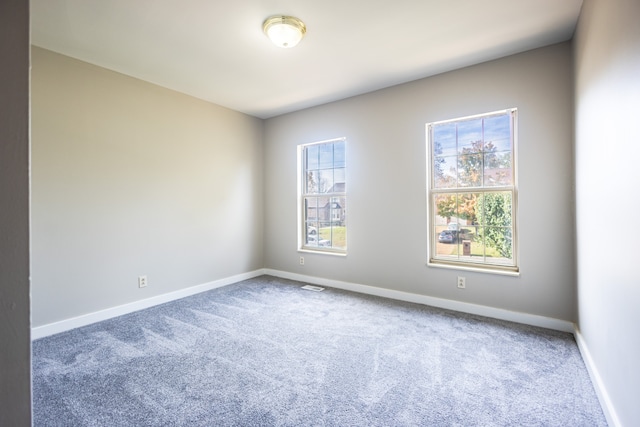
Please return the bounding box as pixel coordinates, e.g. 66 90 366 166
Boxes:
299 248 347 257
427 260 520 277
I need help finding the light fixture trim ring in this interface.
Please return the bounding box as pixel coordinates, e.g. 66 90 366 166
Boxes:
263 15 307 48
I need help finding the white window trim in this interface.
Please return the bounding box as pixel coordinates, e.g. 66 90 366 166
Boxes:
426 108 519 274
297 137 347 255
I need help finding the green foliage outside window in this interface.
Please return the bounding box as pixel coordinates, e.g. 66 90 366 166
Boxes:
476 193 513 259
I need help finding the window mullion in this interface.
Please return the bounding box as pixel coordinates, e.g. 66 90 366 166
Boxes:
431 185 513 194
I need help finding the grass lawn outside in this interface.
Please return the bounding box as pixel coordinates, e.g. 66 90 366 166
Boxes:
319 226 346 249
436 231 505 259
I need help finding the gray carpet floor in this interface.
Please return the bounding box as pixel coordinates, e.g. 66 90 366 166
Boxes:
32 275 607 426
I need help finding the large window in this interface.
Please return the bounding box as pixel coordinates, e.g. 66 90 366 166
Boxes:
427 109 518 273
299 138 346 254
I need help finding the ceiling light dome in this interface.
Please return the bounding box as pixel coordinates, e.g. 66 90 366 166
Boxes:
263 15 306 48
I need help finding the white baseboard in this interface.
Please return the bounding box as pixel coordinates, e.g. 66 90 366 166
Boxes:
31 269 266 340
574 328 621 427
264 269 575 333
33 268 574 337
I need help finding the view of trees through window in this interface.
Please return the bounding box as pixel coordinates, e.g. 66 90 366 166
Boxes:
429 110 517 270
300 138 346 252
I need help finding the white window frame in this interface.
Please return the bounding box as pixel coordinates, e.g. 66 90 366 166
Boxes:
426 109 519 274
298 137 347 255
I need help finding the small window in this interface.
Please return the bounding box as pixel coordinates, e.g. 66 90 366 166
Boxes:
427 109 518 273
298 138 346 254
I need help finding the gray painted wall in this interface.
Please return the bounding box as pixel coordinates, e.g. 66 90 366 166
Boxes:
574 0 640 425
0 0 31 425
31 47 264 327
264 43 576 322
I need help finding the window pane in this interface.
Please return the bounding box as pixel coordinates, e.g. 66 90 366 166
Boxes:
435 224 458 257
306 145 319 170
458 154 482 187
458 119 483 153
319 169 334 193
317 220 331 247
338 197 346 224
334 141 346 168
334 168 346 192
330 197 345 224
433 123 457 156
484 114 511 152
470 228 487 260
317 196 330 222
306 221 318 236
306 228 319 246
434 193 457 223
478 192 512 227
305 197 319 246
456 237 472 259
319 144 333 169
330 224 346 250
484 151 512 187
434 156 457 188
305 197 318 222
480 227 513 262
456 192 481 232
306 170 319 194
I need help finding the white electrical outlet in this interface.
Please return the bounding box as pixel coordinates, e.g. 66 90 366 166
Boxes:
457 276 466 289
299 256 305 266
138 275 148 288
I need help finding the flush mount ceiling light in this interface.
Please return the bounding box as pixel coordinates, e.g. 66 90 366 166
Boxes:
263 15 306 48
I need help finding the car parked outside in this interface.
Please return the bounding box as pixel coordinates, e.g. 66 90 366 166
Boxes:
438 230 456 243
438 227 473 243
307 235 331 247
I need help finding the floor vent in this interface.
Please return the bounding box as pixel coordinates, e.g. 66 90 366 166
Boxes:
301 285 325 292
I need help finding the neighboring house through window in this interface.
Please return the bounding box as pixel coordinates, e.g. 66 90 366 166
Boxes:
427 109 518 273
298 138 346 254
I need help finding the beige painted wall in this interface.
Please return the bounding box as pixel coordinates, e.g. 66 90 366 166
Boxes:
31 47 264 327
264 42 576 322
0 0 31 424
574 0 640 425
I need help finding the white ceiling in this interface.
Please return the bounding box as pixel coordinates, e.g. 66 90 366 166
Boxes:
31 0 583 119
